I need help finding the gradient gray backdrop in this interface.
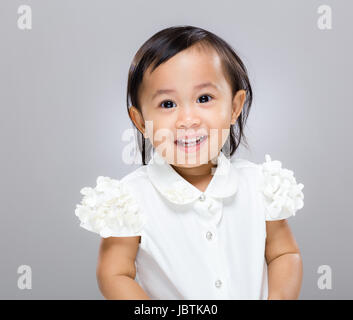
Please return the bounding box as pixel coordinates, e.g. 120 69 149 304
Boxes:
1 0 352 299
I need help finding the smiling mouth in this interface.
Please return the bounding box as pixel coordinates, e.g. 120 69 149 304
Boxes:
174 135 208 147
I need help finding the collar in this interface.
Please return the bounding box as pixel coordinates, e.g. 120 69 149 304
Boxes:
146 149 239 205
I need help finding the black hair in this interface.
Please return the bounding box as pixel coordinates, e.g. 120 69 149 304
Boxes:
126 25 253 165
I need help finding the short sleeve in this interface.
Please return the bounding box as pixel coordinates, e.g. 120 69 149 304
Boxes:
258 155 304 221
74 176 146 238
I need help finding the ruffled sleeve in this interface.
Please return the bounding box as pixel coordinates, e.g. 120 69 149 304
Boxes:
74 176 146 238
259 155 304 221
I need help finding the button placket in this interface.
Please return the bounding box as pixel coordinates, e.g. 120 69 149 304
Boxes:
202 226 226 295
213 228 231 297
193 194 227 296
205 221 226 296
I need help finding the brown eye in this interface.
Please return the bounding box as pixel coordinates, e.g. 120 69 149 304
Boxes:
160 100 176 109
197 94 213 103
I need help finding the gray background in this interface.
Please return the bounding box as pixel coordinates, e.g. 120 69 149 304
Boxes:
0 0 352 299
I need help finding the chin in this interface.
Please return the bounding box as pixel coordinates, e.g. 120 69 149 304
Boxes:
173 151 213 167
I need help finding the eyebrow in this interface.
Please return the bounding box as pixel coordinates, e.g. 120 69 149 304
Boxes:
151 82 219 100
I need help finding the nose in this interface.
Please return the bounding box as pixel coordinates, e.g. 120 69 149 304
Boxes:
175 105 201 130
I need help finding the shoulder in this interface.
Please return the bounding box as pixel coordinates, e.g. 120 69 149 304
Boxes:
257 154 305 221
230 157 260 171
74 166 148 238
120 165 148 184
231 154 304 221
230 157 261 181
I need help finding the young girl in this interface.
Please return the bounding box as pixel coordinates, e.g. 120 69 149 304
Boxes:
75 25 304 300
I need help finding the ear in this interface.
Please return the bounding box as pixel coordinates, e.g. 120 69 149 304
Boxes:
231 89 246 125
129 106 147 138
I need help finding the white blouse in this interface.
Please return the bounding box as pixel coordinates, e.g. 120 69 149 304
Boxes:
75 149 304 300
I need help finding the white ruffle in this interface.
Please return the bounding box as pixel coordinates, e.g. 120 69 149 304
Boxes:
259 155 304 220
160 180 199 205
74 176 145 238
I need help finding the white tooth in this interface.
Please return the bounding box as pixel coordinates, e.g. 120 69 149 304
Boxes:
177 136 206 146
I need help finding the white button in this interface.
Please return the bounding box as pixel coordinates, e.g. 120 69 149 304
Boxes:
199 193 206 201
215 279 222 288
206 231 213 240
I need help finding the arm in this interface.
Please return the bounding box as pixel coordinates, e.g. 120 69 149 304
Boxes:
96 236 151 300
265 219 303 300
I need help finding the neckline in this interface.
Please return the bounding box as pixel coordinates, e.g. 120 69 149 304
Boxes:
167 152 220 194
146 148 239 205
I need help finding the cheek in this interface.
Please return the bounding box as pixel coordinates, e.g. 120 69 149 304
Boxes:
205 106 232 148
144 114 174 140
208 102 232 122
205 106 232 131
219 105 233 123
150 125 175 149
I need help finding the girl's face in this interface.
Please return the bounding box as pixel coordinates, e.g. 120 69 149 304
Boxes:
130 44 246 168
